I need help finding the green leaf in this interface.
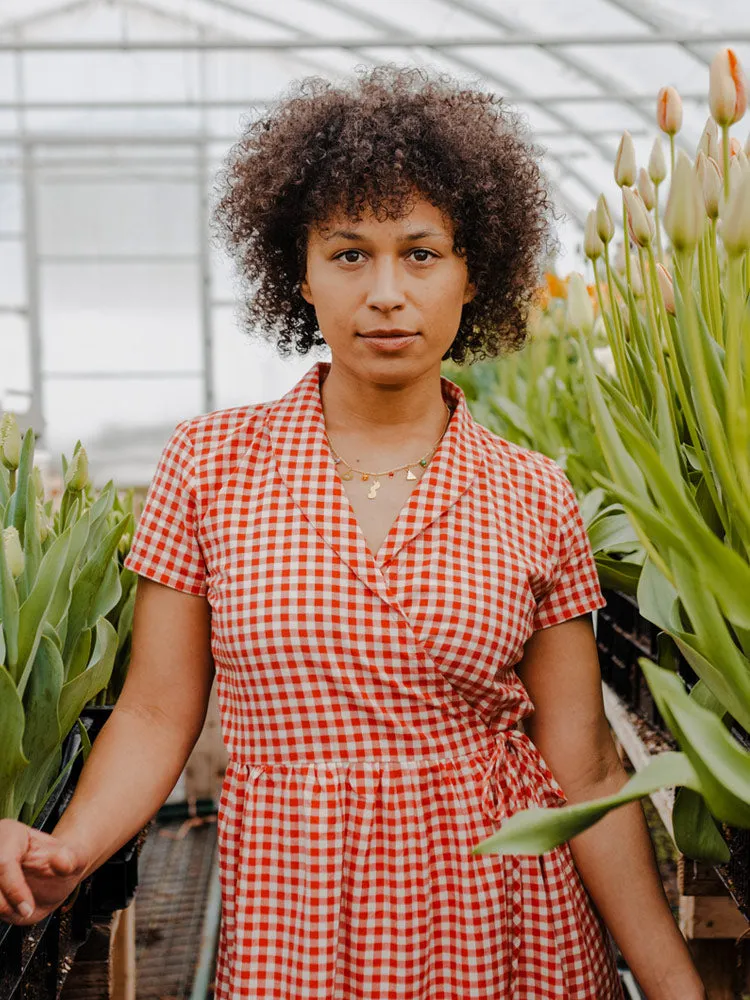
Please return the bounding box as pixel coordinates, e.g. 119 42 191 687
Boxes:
13 633 63 813
15 528 72 699
0 520 20 678
62 515 131 664
636 555 682 633
8 428 35 545
58 616 118 738
673 786 730 863
472 752 700 856
0 664 30 819
640 659 750 826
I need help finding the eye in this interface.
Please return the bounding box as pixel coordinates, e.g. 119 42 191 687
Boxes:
332 249 438 264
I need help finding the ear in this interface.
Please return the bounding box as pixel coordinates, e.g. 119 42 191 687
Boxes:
463 279 477 304
300 274 313 305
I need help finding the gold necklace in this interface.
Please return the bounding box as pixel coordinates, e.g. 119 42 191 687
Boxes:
326 403 453 501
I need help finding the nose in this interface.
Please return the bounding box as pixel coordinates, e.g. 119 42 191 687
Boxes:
365 256 406 312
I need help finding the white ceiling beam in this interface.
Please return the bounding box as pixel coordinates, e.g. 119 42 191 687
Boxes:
1 31 749 49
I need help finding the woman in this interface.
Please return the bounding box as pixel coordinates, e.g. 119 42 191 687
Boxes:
0 66 705 999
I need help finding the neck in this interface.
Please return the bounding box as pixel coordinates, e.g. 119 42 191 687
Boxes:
319 360 452 468
320 361 449 434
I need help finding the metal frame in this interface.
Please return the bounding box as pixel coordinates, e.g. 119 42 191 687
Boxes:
0 0 740 440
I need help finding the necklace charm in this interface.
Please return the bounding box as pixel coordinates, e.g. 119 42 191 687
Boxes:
367 480 381 500
406 468 417 480
341 469 353 481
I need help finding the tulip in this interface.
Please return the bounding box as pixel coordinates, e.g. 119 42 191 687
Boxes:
584 209 604 260
630 258 645 297
593 345 616 377
64 447 89 492
637 167 655 211
746 133 750 156
623 186 654 247
35 501 49 543
664 151 705 253
701 155 723 219
2 526 24 578
697 117 721 163
0 412 20 470
709 48 747 127
720 167 750 256
656 262 676 315
657 85 683 135
615 130 637 187
649 137 667 185
565 272 594 335
614 240 626 274
596 193 614 243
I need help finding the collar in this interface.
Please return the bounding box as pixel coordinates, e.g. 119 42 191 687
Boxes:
263 360 486 599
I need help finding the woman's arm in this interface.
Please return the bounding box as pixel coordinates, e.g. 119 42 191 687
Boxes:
514 615 707 1000
51 576 215 881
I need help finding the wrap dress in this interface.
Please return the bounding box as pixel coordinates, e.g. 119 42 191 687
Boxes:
124 359 625 999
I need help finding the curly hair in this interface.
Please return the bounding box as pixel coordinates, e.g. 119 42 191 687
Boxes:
211 63 557 365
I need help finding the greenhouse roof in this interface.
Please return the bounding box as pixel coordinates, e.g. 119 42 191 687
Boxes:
2 0 749 243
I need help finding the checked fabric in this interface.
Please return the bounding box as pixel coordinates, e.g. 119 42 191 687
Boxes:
124 360 623 999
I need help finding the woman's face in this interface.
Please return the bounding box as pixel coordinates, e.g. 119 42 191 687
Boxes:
300 195 476 385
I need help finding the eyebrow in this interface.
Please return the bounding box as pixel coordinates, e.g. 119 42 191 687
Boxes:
320 227 446 242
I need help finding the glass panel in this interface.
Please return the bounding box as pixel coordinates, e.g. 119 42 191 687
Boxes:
42 375 205 487
212 305 326 410
41 262 202 372
0 241 24 305
36 178 199 255
0 313 30 410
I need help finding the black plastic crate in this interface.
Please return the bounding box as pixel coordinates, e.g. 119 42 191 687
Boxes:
596 589 672 736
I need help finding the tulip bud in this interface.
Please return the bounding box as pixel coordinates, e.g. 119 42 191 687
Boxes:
565 272 594 335
584 209 604 260
64 447 89 492
648 137 667 185
592 345 616 377
656 262 676 315
709 48 748 127
2 526 25 578
701 155 723 219
35 500 49 543
745 133 750 156
615 130 637 187
32 466 44 498
623 186 654 247
0 412 21 470
664 150 706 252
720 166 750 256
596 193 614 243
697 117 721 163
657 85 683 135
637 167 655 210
614 241 626 274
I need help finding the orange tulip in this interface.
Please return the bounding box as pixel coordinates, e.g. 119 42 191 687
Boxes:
544 272 568 299
709 48 747 127
657 86 683 135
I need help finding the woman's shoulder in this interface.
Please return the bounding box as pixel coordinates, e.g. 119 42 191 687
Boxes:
474 424 572 512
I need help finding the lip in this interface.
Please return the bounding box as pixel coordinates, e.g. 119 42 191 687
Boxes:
358 329 418 337
358 333 419 352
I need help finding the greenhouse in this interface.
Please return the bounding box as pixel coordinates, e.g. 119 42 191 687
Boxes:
0 1 749 998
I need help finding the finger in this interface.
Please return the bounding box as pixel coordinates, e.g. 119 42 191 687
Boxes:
24 839 77 873
0 863 34 919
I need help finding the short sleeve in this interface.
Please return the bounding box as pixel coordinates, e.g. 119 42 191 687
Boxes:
532 468 607 630
123 421 207 596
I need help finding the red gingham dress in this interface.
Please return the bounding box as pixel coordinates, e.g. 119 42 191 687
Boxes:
124 360 624 999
